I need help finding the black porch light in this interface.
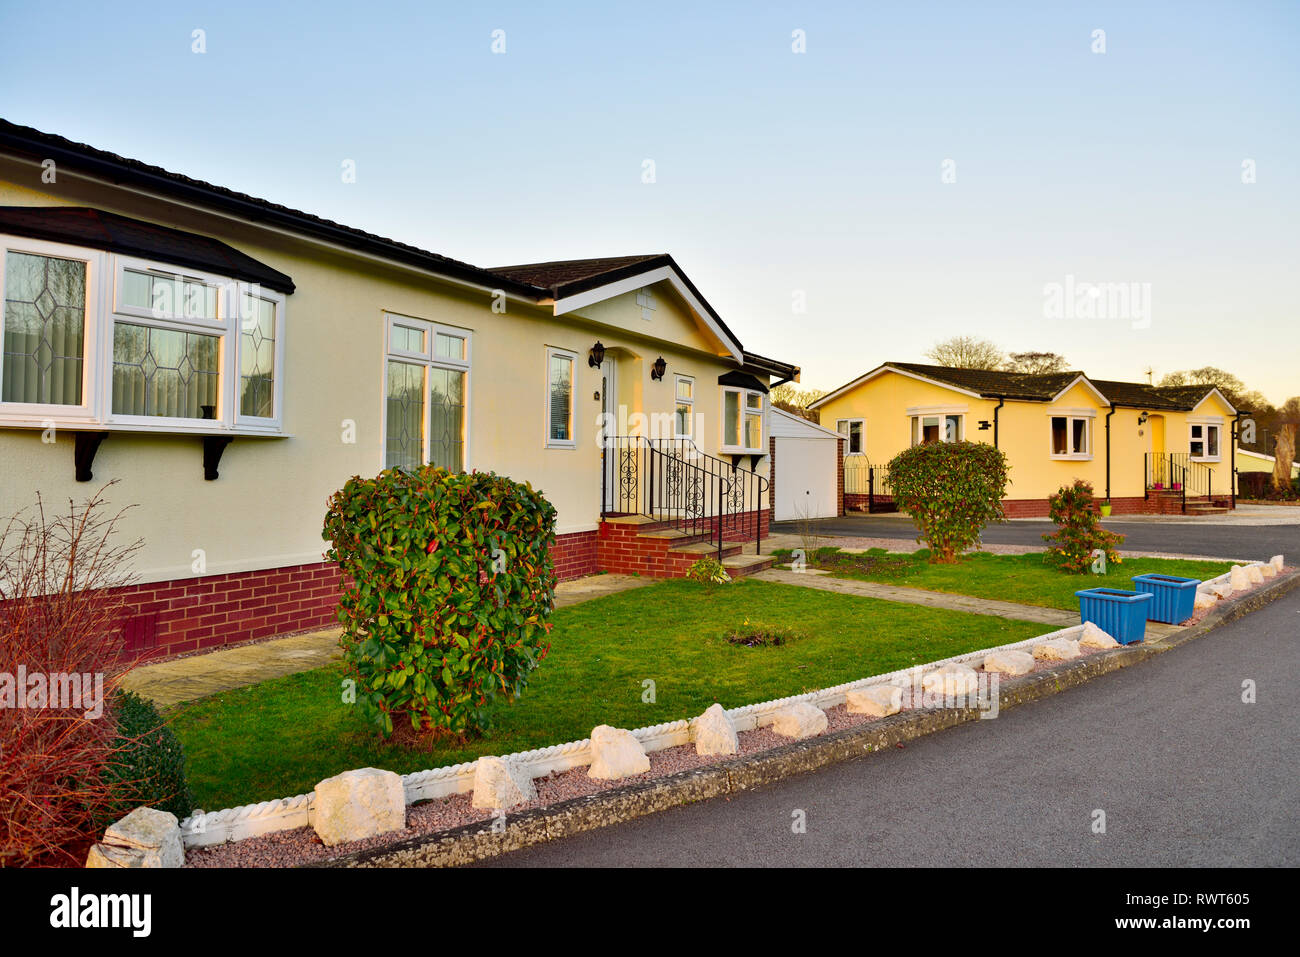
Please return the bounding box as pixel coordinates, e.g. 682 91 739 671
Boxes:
651 356 667 380
1138 411 1149 425
588 341 606 367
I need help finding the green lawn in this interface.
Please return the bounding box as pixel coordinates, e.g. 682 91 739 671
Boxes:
777 547 1232 611
169 578 1045 810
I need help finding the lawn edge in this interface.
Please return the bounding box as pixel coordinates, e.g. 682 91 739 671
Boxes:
313 568 1299 869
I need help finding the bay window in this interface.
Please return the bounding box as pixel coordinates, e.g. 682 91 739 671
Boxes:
0 235 286 434
722 386 764 453
384 314 470 471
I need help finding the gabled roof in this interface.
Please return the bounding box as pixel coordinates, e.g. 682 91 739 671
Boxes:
0 206 295 293
812 361 1230 413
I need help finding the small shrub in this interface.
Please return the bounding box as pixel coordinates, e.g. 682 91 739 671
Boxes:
686 556 731 585
1041 480 1125 573
887 441 1010 563
722 620 804 648
0 486 142 867
323 466 557 738
101 691 195 822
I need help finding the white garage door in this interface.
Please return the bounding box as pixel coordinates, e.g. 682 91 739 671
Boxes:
775 436 839 521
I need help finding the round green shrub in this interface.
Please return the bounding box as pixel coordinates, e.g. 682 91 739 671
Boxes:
101 690 195 822
887 441 1010 563
322 466 558 737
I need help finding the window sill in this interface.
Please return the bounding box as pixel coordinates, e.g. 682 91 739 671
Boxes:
546 440 577 450
1190 456 1222 464
0 417 287 439
1050 453 1093 461
720 446 766 456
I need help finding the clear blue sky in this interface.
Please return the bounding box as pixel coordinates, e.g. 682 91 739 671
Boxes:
2 1 1296 401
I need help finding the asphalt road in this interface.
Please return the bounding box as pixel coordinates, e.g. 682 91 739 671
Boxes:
486 586 1300 867
774 514 1300 561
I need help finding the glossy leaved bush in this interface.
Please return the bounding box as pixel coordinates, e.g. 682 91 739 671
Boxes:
322 467 558 737
887 441 1009 563
1042 480 1125 573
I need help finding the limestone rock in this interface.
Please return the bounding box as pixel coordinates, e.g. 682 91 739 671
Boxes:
312 767 406 847
587 725 651 779
1210 578 1234 599
1270 555 1284 572
982 649 1036 676
1079 622 1120 650
1194 590 1217 611
692 703 739 756
1229 565 1251 592
1245 564 1265 585
845 684 903 717
922 663 981 695
471 756 536 810
1260 561 1277 579
770 702 828 739
94 806 184 868
1032 637 1081 661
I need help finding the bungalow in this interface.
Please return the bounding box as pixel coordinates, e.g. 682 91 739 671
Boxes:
0 119 798 658
809 362 1246 517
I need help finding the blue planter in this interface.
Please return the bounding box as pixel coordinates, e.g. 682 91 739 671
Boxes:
1131 574 1200 624
1075 588 1153 645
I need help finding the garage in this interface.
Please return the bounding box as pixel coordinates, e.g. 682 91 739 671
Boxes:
771 408 842 521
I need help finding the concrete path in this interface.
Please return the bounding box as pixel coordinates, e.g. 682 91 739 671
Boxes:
123 572 655 709
485 579 1300 867
753 566 1180 638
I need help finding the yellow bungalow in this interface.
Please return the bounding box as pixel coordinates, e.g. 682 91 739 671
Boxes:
809 362 1244 517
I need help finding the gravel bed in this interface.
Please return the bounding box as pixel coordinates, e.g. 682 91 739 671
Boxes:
813 537 1245 561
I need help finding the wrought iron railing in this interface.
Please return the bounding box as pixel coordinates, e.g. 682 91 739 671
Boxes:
1145 452 1218 513
602 436 768 561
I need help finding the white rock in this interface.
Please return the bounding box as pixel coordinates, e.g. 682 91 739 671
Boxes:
1194 590 1217 611
1260 561 1277 579
982 649 1036 676
587 725 651 779
311 767 406 847
770 702 828 739
86 806 185 868
1210 578 1234 599
1033 637 1081 661
471 756 536 810
1245 564 1265 585
692 703 739 756
1270 555 1284 572
922 663 981 695
845 684 904 717
1079 622 1120 649
1229 565 1251 592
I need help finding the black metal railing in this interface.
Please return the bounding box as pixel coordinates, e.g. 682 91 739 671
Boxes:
601 436 769 560
1145 452 1219 513
844 459 897 513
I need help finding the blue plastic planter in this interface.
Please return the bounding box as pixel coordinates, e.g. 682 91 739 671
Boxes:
1075 588 1153 645
1131 574 1200 624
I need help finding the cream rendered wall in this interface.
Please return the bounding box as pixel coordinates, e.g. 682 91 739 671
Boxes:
0 158 764 583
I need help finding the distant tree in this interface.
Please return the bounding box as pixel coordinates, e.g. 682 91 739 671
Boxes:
1158 367 1247 403
1005 351 1069 375
769 384 826 422
924 336 1004 370
1273 398 1300 492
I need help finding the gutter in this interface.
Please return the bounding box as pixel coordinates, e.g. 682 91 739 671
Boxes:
991 396 1006 448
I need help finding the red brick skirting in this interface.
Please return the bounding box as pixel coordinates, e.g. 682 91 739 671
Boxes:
553 529 599 581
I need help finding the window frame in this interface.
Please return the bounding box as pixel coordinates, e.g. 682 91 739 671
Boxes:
720 385 765 454
673 374 694 439
908 409 965 446
545 346 578 450
1048 411 1094 460
836 417 865 455
381 312 472 471
0 235 288 435
1189 420 1223 463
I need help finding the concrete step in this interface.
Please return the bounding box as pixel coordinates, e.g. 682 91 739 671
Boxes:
668 541 744 559
721 552 776 577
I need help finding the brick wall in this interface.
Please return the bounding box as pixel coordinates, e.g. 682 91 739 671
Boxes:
836 436 846 516
553 529 599 581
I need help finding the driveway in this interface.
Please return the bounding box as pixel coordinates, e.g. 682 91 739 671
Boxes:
774 512 1299 562
485 584 1300 867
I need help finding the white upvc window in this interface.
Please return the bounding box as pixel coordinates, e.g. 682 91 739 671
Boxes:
836 418 864 455
545 346 577 448
674 374 694 438
910 412 963 445
1190 421 1222 462
383 313 470 471
0 236 286 434
721 386 764 453
1049 413 1093 459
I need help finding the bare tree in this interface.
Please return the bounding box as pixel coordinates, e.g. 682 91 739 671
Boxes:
1159 367 1247 402
1005 351 1068 375
924 336 1004 370
769 384 826 422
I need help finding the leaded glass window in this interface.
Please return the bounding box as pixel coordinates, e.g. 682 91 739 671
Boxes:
2 251 87 405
